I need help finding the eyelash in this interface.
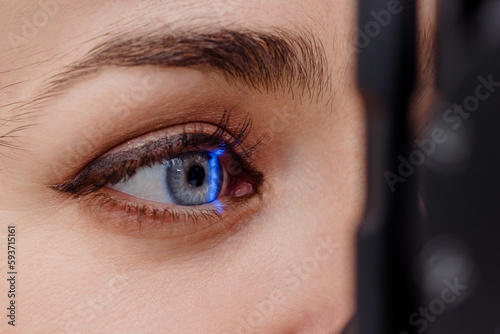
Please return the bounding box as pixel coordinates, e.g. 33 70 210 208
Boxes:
52 111 265 231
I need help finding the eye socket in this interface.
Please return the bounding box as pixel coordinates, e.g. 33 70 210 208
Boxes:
52 111 265 233
109 150 227 206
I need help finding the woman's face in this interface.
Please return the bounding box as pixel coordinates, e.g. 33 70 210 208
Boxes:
0 0 433 332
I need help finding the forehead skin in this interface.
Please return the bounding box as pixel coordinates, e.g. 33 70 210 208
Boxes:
0 0 356 102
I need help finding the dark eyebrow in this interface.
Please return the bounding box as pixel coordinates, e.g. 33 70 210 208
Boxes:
0 27 331 154
42 28 331 101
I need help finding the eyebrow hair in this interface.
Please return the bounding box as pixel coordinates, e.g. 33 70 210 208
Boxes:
42 28 331 101
0 27 331 154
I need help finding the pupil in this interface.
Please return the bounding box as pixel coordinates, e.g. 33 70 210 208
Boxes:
187 165 206 187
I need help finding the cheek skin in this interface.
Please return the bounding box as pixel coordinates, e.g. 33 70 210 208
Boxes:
280 97 366 332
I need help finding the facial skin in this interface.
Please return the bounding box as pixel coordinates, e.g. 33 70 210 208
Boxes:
0 0 434 333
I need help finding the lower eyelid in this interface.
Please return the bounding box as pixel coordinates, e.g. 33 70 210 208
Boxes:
76 189 262 241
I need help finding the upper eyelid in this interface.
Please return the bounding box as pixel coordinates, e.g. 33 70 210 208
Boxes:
50 117 264 197
51 132 220 196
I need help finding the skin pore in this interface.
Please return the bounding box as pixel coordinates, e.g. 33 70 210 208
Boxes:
0 0 435 333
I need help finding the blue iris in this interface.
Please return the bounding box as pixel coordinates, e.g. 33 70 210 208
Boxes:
165 151 222 206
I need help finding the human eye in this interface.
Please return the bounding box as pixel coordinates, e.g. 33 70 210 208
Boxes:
52 112 264 239
112 150 224 207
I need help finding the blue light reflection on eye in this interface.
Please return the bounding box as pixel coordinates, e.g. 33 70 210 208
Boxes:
213 200 223 213
207 151 223 203
213 148 225 157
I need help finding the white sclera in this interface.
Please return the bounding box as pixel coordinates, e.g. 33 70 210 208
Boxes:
108 163 174 203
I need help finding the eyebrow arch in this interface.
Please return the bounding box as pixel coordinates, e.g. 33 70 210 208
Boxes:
41 27 331 102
